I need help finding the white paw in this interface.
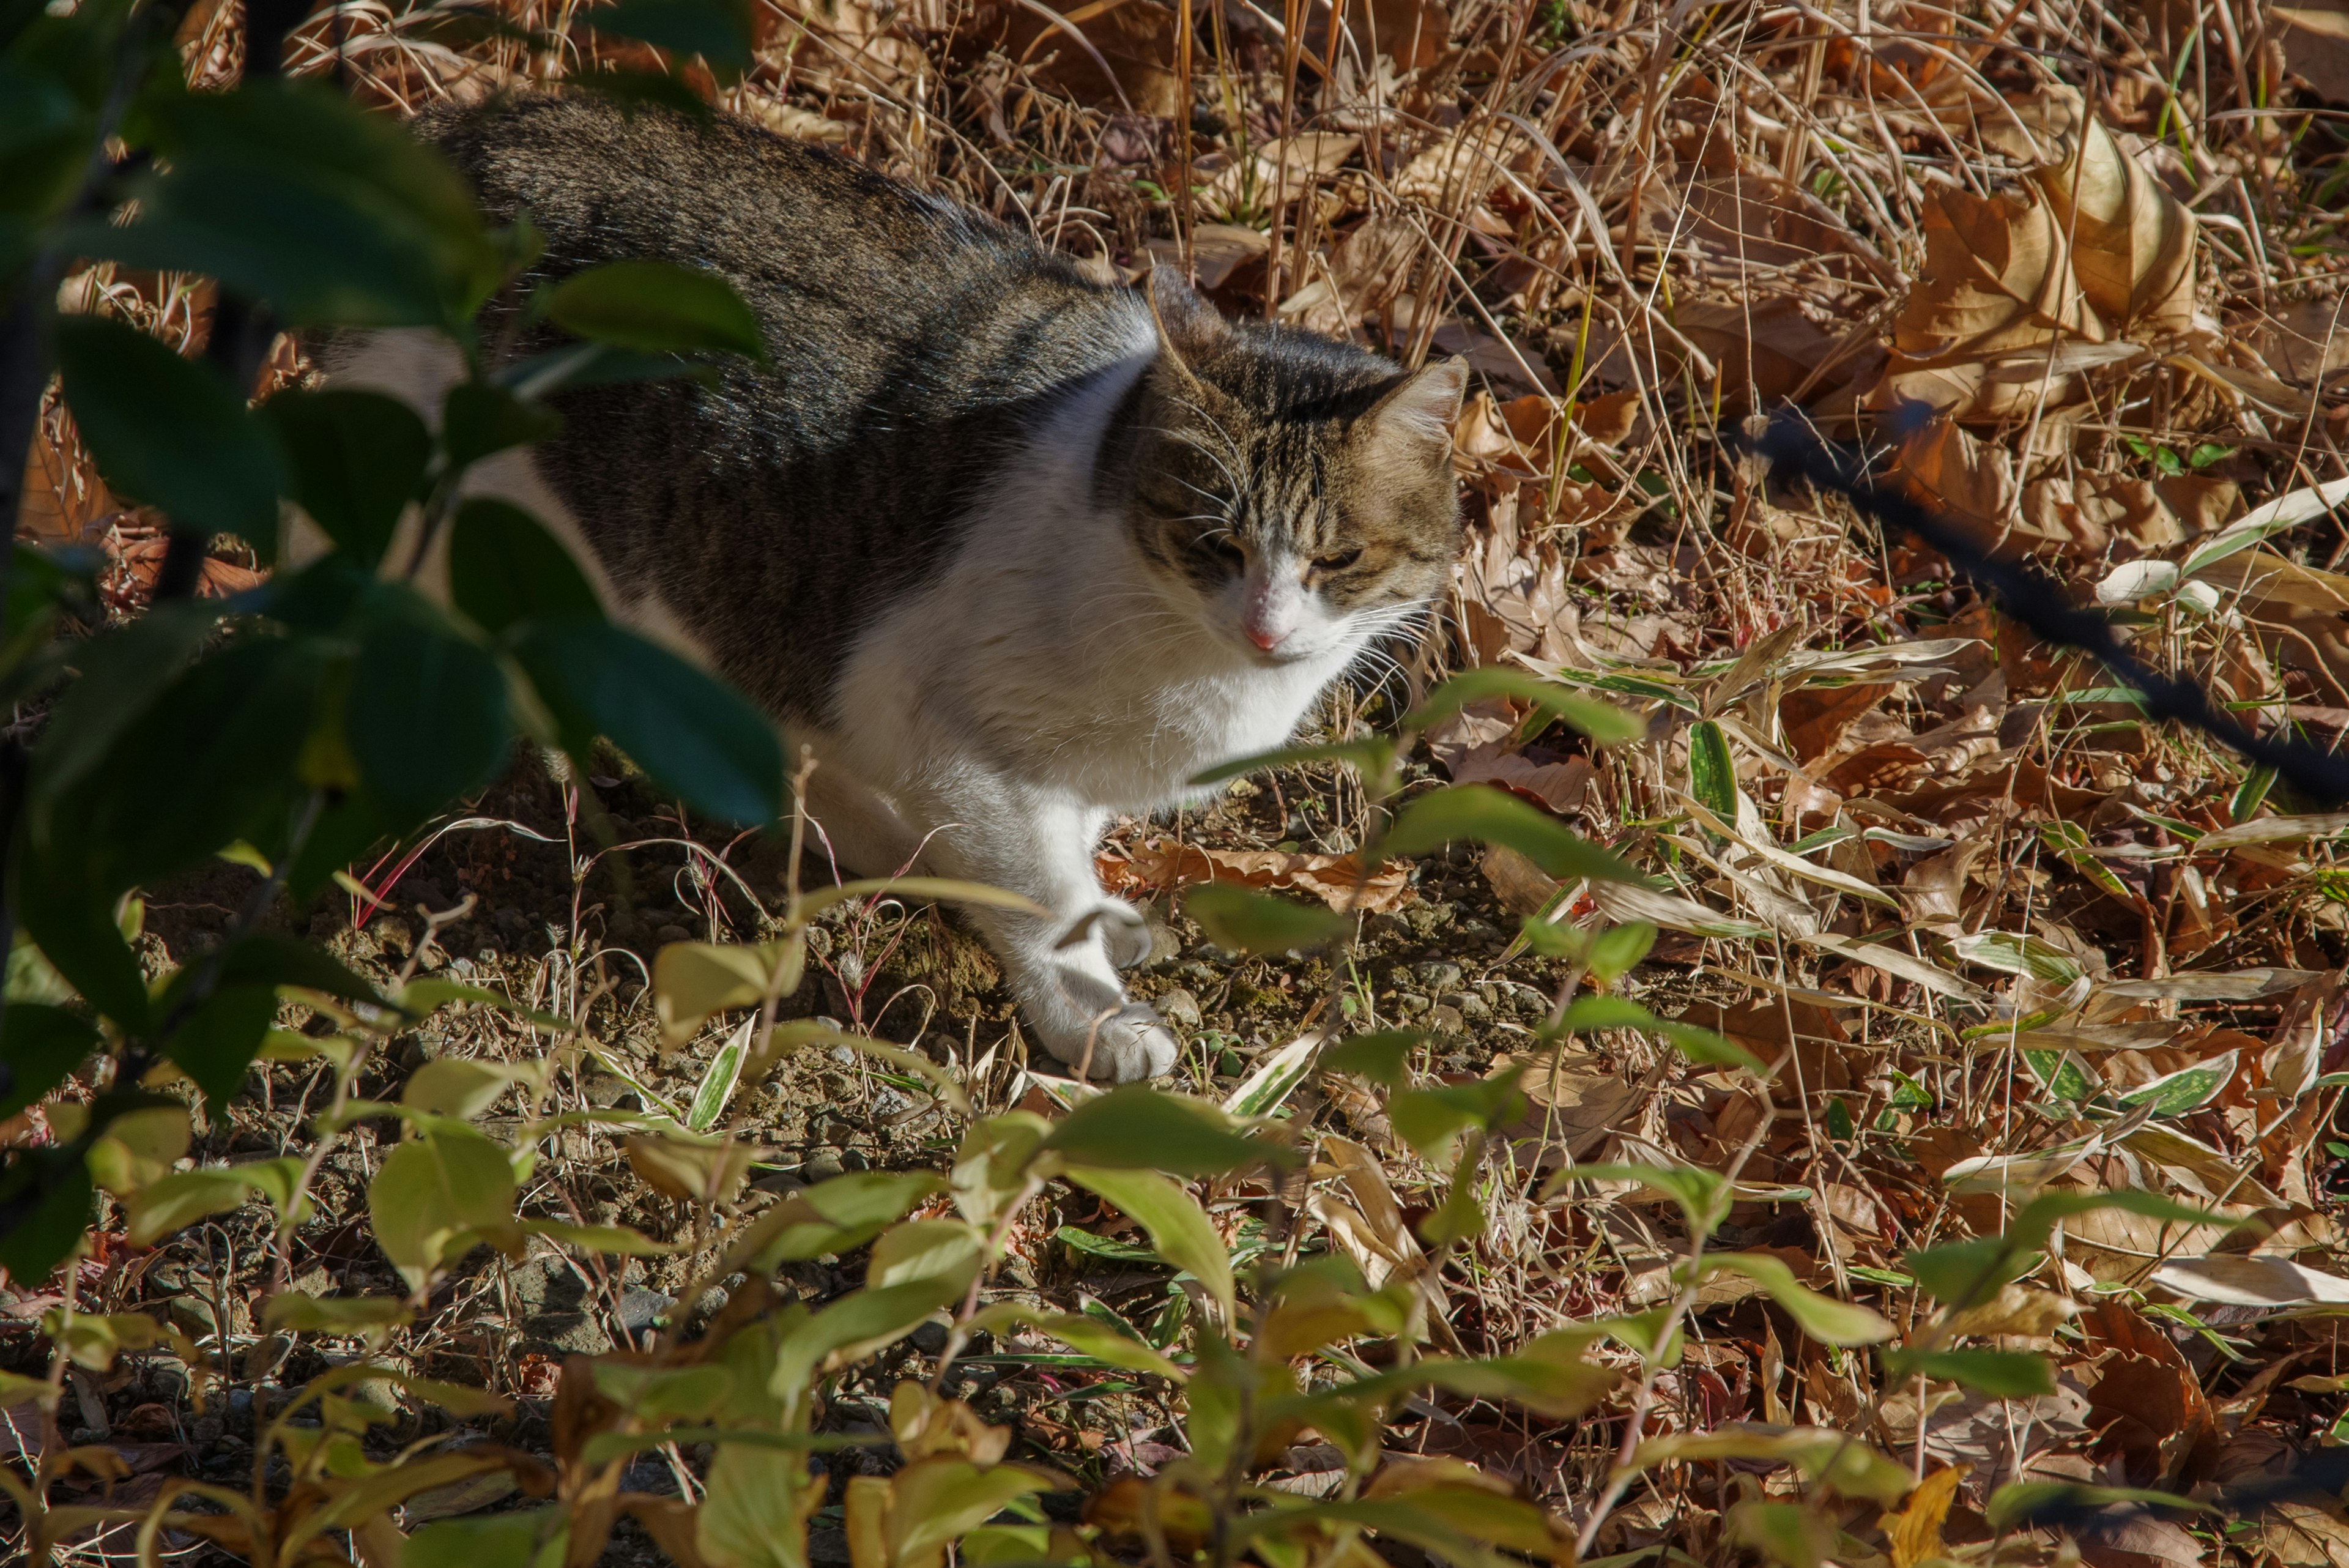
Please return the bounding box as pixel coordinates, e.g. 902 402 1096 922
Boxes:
1040 1002 1179 1082
1096 899 1154 970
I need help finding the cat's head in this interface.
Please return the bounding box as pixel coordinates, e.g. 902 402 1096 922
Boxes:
1118 270 1465 667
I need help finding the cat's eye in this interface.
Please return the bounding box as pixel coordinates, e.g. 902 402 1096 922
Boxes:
1313 548 1364 573
1204 535 1247 567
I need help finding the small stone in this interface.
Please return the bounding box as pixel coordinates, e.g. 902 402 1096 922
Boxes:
1367 911 1412 943
496 907 528 932
1391 993 1430 1017
804 1150 847 1182
1411 960 1465 992
445 956 472 977
871 1087 912 1118
909 1321 950 1355
1441 991 1491 1020
584 1077 637 1110
616 1287 677 1333
1406 905 1445 937
193 1416 224 1444
1430 1004 1466 1033
529 1312 615 1356
1157 987 1204 1029
827 1042 857 1065
656 924 691 944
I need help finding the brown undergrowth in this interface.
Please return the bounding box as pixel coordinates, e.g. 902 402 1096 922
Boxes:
11 0 2349 1564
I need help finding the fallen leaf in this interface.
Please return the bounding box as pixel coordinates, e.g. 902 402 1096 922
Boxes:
1100 839 1412 912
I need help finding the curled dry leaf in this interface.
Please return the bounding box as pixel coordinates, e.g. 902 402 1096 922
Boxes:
1098 838 1412 912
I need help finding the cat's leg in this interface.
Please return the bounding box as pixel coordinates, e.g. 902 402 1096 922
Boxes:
920 790 1177 1083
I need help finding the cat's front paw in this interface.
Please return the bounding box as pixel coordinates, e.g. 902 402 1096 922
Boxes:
1037 1000 1178 1082
1094 899 1155 970
1083 1003 1180 1082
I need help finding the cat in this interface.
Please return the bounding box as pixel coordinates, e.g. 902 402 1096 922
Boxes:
332 93 1464 1082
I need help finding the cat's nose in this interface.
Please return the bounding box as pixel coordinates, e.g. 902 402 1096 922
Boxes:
1247 623 1288 652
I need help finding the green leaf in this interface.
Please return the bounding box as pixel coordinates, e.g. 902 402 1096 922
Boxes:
1890 1348 2055 1397
1040 1085 1279 1177
1544 1161 1729 1238
1323 1030 1419 1086
1188 738 1397 788
118 80 494 322
54 314 282 551
1408 667 1646 744
0 1146 94 1287
348 614 513 825
403 1058 532 1120
1382 785 1649 884
1586 921 1657 984
1184 883 1348 954
522 1219 678 1257
2232 764 2277 822
740 1170 946 1269
2113 1051 2236 1117
262 388 430 567
442 382 563 474
123 1169 263 1247
1945 931 2084 984
1389 1069 1525 1165
35 635 325 898
407 1507 566 1568
1688 719 1738 822
588 0 755 74
687 1019 749 1131
1630 1424 1913 1505
14 875 150 1030
546 259 766 360
1983 1482 2208 1533
1063 1165 1236 1320
1729 1501 1831 1568
962 1304 1186 1380
513 620 782 825
1553 994 1762 1071
448 499 603 635
1698 1254 1894 1345
1902 1236 2019 1309
262 1291 412 1332
163 983 280 1114
368 1128 521 1291
0 1003 100 1120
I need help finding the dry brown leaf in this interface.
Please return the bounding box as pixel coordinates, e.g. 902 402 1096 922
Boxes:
2276 4 2349 105
1100 839 1412 912
2032 117 2198 338
1488 1050 1644 1162
1882 1463 1968 1568
2084 1299 2213 1486
1480 844 1560 918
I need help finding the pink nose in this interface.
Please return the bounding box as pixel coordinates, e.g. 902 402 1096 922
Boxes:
1247 623 1287 651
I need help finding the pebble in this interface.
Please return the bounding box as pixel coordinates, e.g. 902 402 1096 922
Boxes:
1430 1004 1466 1033
804 1150 847 1182
656 924 691 944
909 1321 950 1355
616 1287 677 1333
1390 993 1430 1016
827 1042 858 1065
1441 991 1491 1020
1411 960 1465 992
1156 987 1203 1029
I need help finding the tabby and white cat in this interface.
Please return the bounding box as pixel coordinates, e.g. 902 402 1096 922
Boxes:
337 95 1464 1081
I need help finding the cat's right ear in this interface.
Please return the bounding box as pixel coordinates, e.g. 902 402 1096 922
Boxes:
1146 265 1224 382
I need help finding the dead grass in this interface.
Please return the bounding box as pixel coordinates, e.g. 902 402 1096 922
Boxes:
13 0 2349 1562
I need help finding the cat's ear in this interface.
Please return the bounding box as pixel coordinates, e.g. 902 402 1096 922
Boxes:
1146 265 1225 379
1364 356 1468 459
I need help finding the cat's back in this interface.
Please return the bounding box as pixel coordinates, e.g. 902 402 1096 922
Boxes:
395 92 1153 726
426 94 1135 420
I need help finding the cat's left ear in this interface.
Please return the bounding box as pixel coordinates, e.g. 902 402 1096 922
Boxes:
1146 266 1227 377
1365 357 1468 459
